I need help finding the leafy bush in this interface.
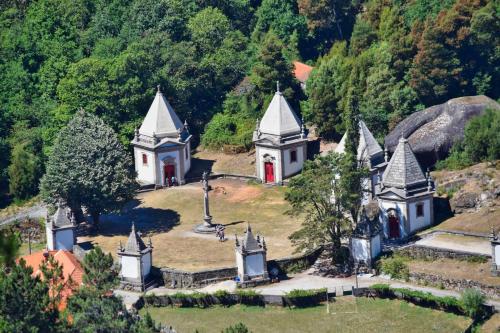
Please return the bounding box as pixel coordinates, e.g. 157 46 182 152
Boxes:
378 256 410 281
284 288 326 307
461 288 485 319
437 108 500 170
235 290 262 305
222 322 251 333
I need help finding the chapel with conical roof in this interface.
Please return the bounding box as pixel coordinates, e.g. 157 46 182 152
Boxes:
131 85 192 187
117 223 155 291
375 137 435 239
252 84 307 184
235 224 269 286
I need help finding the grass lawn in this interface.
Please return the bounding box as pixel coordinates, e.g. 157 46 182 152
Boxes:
140 297 471 333
79 178 302 271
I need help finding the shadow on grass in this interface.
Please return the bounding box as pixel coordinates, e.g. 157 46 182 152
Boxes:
81 197 181 237
186 158 216 179
221 220 245 227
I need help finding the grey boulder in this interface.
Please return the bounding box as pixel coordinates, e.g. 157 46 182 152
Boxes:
385 95 499 168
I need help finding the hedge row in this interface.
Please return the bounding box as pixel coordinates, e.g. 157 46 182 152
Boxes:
143 289 328 309
369 284 492 320
144 290 264 308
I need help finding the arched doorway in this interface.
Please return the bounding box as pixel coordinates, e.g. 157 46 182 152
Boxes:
162 156 177 186
387 210 400 239
262 155 275 183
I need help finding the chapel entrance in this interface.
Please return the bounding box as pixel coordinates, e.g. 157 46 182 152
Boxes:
388 215 400 238
164 164 175 186
264 162 274 183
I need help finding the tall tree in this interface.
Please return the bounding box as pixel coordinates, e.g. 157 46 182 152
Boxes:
0 259 57 332
82 246 117 292
286 153 355 264
40 110 138 227
7 142 43 200
0 229 20 269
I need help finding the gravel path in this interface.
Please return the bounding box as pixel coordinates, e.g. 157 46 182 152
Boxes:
0 204 46 226
415 233 491 256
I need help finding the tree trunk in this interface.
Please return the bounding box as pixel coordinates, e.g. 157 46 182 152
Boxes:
90 211 100 230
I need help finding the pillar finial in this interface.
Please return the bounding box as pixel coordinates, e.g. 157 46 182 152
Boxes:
157 84 161 93
276 81 280 93
384 146 388 162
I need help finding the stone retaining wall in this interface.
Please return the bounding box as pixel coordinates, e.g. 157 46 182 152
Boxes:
396 244 490 261
409 272 500 298
160 247 323 289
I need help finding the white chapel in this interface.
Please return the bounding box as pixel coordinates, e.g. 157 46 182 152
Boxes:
131 86 192 187
253 85 307 184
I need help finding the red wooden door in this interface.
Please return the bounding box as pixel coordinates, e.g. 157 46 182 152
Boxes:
164 164 175 186
389 215 400 238
264 162 274 183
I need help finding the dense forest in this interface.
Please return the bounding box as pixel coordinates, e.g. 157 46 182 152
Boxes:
0 0 498 205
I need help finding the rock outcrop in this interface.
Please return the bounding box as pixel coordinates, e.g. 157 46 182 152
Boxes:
385 95 500 167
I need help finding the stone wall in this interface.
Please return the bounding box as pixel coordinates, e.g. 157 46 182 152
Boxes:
160 247 323 289
409 272 500 298
396 244 490 261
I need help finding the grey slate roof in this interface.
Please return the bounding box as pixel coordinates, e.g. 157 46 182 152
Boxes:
335 121 383 166
242 224 261 252
124 223 148 253
382 137 426 189
52 205 73 227
258 90 301 137
139 87 184 138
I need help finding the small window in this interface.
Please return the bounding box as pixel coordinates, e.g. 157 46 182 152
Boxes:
416 203 424 217
142 153 148 165
290 150 297 163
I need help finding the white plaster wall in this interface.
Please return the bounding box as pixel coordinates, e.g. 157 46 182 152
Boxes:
134 148 156 185
46 225 54 250
245 254 265 277
379 200 407 239
371 234 381 259
142 253 151 277
352 238 369 262
54 229 74 251
184 141 191 175
495 245 500 266
235 252 244 278
408 199 431 233
157 150 180 185
257 147 281 183
283 146 304 178
121 256 139 279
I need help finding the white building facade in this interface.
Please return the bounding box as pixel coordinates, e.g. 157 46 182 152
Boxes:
235 224 269 286
46 204 76 251
376 137 434 240
253 86 307 184
131 86 192 187
117 223 155 291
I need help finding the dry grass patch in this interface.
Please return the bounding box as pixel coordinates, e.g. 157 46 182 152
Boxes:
192 150 255 176
480 313 500 333
407 257 500 286
434 207 499 234
78 179 302 271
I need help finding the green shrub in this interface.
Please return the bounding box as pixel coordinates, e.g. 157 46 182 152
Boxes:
284 288 326 308
379 256 410 281
201 113 254 151
371 284 391 292
460 288 485 319
222 322 251 333
235 290 262 305
144 294 162 307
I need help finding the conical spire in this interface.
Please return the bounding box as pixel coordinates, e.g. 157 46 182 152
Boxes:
139 86 184 138
52 201 72 227
382 137 427 189
242 224 261 251
124 223 148 253
258 86 301 137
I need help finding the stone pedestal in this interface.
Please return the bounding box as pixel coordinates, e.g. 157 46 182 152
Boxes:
194 171 218 234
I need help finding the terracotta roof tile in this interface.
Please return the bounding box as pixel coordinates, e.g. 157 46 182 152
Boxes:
293 61 313 83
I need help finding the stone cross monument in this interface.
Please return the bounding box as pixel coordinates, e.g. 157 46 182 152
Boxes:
194 171 218 233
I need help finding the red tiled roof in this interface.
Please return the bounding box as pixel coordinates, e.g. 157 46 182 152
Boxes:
293 61 313 83
19 250 84 310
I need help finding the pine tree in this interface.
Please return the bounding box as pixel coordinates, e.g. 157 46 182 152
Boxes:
40 109 138 227
8 142 43 200
82 246 117 291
